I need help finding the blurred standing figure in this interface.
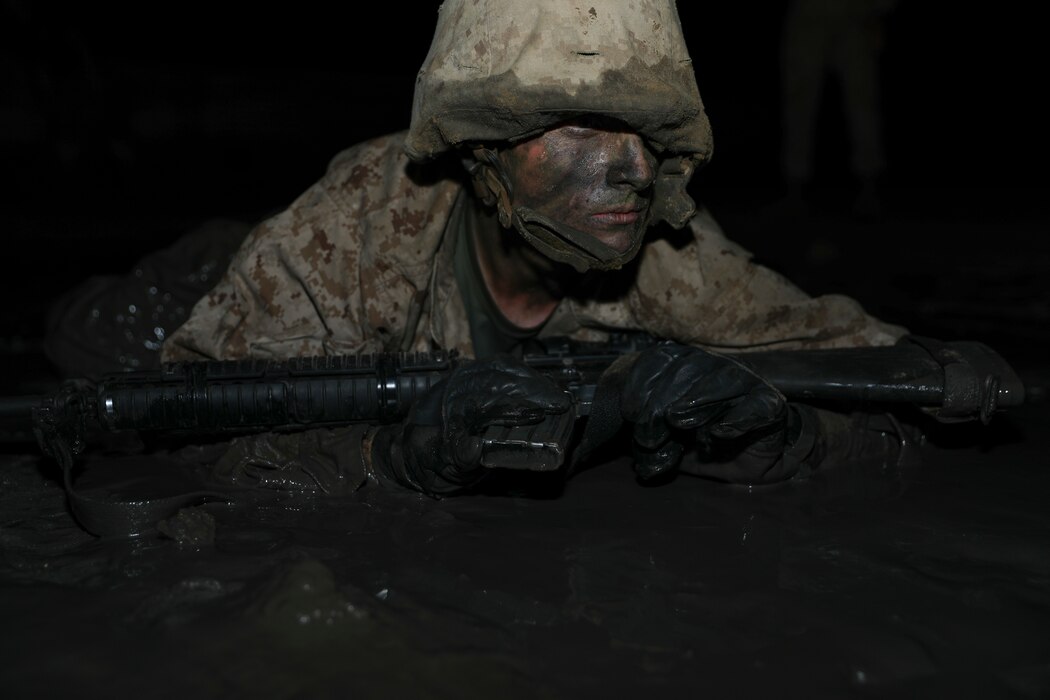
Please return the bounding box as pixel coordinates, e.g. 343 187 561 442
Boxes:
780 0 898 218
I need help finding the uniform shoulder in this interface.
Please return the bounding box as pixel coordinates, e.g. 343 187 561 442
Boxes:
314 131 464 224
685 205 753 259
324 132 410 175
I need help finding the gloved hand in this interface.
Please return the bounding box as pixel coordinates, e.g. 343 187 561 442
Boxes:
368 356 572 495
620 342 798 481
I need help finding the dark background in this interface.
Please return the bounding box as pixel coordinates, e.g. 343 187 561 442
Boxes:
2 0 1047 365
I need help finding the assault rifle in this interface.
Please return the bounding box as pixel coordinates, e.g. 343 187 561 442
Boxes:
0 334 1027 474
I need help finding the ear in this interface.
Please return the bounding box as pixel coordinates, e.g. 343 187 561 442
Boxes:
469 147 514 228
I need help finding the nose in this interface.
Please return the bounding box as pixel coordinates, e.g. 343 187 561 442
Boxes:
606 134 657 191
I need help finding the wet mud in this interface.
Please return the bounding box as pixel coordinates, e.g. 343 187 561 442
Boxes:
2 377 1048 699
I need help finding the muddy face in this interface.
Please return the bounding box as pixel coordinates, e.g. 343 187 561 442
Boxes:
497 118 658 255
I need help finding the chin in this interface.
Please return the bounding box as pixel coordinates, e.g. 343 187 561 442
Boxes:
590 229 636 253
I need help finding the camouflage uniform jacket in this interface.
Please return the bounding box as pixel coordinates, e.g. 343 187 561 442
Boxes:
162 131 904 364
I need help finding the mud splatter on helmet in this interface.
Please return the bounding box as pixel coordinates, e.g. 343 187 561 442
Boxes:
405 0 713 271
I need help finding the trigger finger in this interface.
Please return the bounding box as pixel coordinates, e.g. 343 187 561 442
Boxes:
484 404 542 427
506 375 573 412
483 397 562 427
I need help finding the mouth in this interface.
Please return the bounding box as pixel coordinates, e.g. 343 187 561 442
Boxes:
589 205 645 227
590 211 640 226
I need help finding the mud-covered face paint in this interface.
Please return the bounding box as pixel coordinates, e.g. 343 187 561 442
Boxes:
494 118 659 271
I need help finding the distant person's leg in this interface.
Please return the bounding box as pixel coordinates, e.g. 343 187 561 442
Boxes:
780 4 831 208
834 16 888 219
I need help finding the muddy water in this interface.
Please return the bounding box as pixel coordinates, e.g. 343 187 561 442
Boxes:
1 389 1048 699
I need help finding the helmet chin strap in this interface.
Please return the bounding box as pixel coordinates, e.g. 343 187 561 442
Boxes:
511 206 649 273
471 147 649 273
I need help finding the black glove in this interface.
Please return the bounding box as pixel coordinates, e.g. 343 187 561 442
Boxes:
620 342 797 481
369 356 572 495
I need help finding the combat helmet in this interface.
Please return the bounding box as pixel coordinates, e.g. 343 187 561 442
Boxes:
404 0 713 272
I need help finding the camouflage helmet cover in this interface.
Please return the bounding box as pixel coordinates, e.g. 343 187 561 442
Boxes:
404 0 713 168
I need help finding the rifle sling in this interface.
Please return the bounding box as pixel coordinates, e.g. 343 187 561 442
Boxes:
52 438 231 539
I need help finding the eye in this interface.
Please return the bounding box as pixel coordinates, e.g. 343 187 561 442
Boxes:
560 125 599 140
560 119 601 137
559 115 632 138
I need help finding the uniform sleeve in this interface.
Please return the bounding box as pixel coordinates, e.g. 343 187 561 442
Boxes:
161 174 382 362
161 134 458 363
165 230 330 361
630 207 907 350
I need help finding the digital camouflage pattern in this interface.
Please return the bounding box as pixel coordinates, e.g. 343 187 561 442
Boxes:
161 132 905 364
